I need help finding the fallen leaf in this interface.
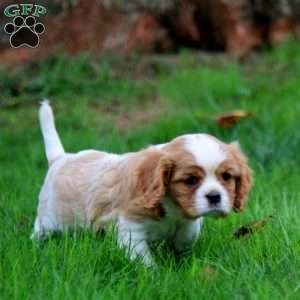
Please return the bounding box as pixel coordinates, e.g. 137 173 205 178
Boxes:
233 215 273 239
198 266 217 282
216 111 254 128
14 215 31 233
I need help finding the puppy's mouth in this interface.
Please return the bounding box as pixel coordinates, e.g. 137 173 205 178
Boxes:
201 208 228 218
184 208 228 220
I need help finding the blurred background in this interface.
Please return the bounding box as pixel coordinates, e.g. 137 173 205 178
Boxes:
1 0 300 63
1 0 300 153
1 0 300 164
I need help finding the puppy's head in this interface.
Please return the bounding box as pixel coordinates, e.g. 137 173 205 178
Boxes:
133 134 252 219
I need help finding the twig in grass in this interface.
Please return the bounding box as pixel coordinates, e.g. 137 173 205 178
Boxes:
233 215 273 239
0 99 38 110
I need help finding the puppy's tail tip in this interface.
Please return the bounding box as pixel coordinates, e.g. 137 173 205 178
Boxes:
39 99 64 165
40 98 49 106
39 98 51 116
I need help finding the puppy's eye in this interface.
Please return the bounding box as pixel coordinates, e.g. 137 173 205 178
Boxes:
184 176 199 186
222 172 232 181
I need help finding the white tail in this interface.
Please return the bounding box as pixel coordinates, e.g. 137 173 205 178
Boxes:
39 100 64 165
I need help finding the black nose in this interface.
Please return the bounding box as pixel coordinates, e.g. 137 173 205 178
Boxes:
206 191 221 205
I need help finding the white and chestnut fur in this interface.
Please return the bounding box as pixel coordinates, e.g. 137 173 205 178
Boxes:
32 101 252 266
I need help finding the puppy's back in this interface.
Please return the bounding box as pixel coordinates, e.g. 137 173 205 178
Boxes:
38 150 113 229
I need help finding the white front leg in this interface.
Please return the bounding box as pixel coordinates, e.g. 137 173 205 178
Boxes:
117 216 154 266
174 218 203 255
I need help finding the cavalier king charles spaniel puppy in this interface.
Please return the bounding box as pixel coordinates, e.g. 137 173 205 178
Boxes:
32 101 253 266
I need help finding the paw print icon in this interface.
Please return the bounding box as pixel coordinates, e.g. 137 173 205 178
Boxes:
4 16 45 48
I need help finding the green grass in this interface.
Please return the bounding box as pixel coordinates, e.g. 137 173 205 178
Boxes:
1 41 300 299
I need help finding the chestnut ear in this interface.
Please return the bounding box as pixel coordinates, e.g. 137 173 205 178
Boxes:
229 142 253 213
136 150 174 210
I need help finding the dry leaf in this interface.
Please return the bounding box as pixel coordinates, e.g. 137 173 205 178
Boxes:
14 215 31 233
216 111 254 128
233 215 273 239
198 266 217 282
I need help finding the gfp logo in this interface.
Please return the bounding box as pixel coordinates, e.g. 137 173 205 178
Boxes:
3 4 47 48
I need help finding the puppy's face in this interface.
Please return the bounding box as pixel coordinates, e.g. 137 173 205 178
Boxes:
136 134 252 219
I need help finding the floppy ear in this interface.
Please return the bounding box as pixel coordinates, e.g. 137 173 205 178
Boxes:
136 150 174 210
229 142 253 213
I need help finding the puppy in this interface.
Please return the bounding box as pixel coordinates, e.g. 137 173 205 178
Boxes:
32 101 252 266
